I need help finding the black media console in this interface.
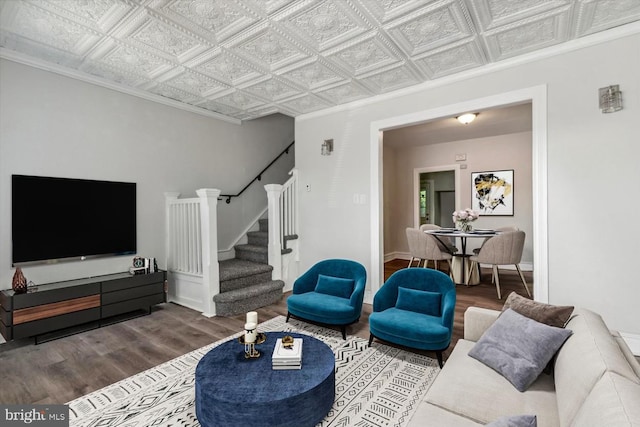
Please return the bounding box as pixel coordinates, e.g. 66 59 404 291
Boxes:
0 271 167 343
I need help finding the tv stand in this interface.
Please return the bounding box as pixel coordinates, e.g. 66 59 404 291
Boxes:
0 271 167 343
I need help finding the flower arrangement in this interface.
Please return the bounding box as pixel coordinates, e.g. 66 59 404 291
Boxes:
452 208 479 232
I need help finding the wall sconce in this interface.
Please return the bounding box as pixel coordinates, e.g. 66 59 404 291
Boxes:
599 85 623 113
321 139 333 156
456 113 477 124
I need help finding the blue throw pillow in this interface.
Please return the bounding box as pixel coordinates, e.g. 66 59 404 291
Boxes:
395 287 441 316
315 274 355 299
469 309 572 392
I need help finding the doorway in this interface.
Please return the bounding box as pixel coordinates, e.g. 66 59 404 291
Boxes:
417 170 456 228
370 85 548 303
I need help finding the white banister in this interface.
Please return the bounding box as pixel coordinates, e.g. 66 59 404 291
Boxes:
265 184 283 280
197 188 221 317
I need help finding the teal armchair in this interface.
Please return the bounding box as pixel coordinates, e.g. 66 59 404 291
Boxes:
369 268 456 367
286 259 367 339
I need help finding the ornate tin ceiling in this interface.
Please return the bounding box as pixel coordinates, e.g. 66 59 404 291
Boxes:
1 0 639 121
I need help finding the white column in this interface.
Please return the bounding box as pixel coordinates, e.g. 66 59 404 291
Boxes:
265 184 283 280
197 188 221 317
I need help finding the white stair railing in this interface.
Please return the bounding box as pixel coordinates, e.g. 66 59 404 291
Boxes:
265 169 298 281
165 189 220 317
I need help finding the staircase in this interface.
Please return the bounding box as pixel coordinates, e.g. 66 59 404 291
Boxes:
214 219 284 316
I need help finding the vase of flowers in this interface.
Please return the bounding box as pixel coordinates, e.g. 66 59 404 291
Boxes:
452 208 479 232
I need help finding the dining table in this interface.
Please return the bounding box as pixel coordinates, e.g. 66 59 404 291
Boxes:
424 228 499 285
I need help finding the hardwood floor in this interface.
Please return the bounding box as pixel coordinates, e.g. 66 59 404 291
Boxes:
0 259 532 405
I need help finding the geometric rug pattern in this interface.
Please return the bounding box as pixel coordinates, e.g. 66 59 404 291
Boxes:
68 316 439 427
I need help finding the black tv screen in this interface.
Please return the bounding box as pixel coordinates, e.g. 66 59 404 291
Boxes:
12 175 137 266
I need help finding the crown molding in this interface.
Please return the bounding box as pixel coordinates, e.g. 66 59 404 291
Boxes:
0 48 242 125
296 20 640 122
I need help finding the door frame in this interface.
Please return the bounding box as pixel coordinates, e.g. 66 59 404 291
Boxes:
414 166 461 228
370 85 548 303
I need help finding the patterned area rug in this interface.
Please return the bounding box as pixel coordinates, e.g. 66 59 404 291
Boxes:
68 316 439 427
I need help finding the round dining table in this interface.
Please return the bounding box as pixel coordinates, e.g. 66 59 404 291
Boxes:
424 229 499 285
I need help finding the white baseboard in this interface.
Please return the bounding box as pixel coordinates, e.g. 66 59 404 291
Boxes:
620 332 640 357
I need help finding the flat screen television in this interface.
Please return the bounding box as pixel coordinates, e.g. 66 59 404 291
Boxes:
12 175 137 266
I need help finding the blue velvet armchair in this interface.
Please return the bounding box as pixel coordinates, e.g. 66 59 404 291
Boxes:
286 259 367 339
368 268 456 367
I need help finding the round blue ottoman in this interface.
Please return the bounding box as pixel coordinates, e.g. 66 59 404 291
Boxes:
195 332 335 427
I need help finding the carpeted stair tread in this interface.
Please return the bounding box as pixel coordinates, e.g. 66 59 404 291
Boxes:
247 230 268 247
234 244 268 263
219 259 273 281
214 280 284 316
213 280 284 303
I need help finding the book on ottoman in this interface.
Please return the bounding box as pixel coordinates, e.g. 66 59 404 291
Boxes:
272 337 303 370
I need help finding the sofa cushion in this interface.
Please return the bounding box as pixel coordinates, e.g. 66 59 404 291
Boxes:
424 339 559 426
408 402 483 427
570 372 640 426
485 415 537 427
554 309 640 426
314 274 354 299
396 287 441 316
468 309 572 392
502 292 574 328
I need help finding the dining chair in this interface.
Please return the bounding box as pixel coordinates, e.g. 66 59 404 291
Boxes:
419 224 458 254
405 228 453 273
468 230 531 299
472 226 518 281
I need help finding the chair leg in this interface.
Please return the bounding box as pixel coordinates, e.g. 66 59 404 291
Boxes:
368 334 374 347
341 325 347 340
515 264 532 297
493 265 502 299
408 257 414 268
436 351 444 368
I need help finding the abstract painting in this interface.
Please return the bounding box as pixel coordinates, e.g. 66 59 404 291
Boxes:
471 170 514 215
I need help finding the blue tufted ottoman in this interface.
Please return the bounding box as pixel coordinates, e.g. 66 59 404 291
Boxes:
195 332 335 427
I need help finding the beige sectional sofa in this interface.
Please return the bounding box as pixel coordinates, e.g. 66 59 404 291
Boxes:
408 306 640 426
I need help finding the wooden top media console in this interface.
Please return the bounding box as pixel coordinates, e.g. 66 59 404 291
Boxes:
0 271 167 343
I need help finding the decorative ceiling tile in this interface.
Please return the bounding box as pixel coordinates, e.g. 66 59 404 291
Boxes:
356 0 430 24
385 2 472 57
162 69 226 97
483 11 570 61
97 42 173 78
325 33 402 76
278 59 346 90
359 64 421 94
5 2 100 54
574 0 640 36
276 0 370 51
193 50 262 85
230 25 309 70
0 0 638 120
413 39 485 78
211 89 265 111
469 0 570 31
241 76 300 101
315 81 373 104
130 15 207 60
159 0 259 42
278 93 332 114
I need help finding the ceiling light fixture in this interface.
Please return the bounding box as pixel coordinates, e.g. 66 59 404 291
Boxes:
457 113 477 124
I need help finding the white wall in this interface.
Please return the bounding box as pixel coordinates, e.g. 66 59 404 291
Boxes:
295 30 640 334
0 59 294 286
387 131 533 263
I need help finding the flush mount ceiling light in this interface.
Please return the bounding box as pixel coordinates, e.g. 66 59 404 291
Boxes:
456 113 478 124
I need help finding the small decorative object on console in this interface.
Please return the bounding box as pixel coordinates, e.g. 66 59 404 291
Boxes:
11 267 27 294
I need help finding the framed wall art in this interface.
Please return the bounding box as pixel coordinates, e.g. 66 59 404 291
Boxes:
471 170 514 216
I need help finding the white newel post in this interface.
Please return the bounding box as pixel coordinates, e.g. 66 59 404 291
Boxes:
197 188 221 317
265 184 283 280
164 192 180 302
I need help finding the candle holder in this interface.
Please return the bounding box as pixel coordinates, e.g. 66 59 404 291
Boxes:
244 342 261 359
238 322 266 359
